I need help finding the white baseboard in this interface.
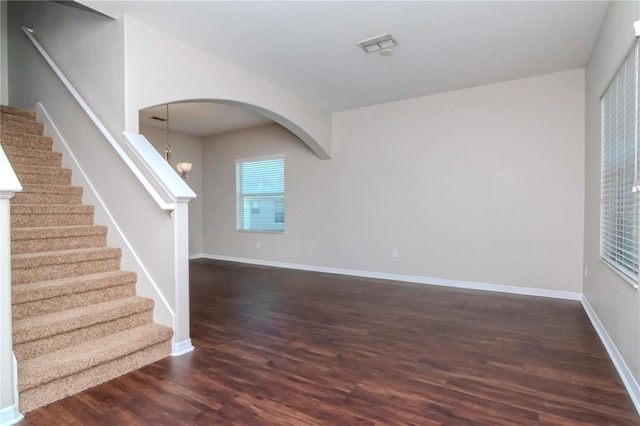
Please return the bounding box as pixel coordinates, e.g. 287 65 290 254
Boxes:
172 339 194 357
0 405 23 426
194 254 582 301
189 253 205 260
582 296 640 414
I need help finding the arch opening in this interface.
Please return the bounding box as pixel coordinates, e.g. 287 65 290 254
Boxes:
136 99 330 160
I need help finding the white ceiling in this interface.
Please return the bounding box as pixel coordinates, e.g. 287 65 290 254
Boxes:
85 0 608 136
139 102 272 136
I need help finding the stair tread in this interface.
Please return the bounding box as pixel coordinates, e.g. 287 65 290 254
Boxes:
11 204 95 228
0 132 52 150
12 270 137 304
1 111 35 122
12 246 120 265
1 105 36 117
11 204 93 213
1 117 41 126
13 245 119 258
4 148 61 167
18 323 172 391
2 112 35 119
1 131 44 137
11 164 69 173
1 122 44 135
13 296 154 343
11 225 107 255
12 169 71 181
3 145 58 155
19 183 82 193
1 131 46 137
1 118 43 126
13 164 71 178
12 187 84 205
12 225 107 240
1 117 41 124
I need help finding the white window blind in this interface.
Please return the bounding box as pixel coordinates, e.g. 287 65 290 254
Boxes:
236 156 285 233
601 41 640 283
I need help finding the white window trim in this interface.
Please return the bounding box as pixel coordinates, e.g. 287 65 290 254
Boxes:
600 258 640 289
234 153 286 164
235 154 286 234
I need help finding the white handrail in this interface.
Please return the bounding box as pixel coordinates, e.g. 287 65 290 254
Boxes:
123 132 196 201
21 26 177 211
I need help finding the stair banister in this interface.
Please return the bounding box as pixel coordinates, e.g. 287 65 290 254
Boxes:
0 146 23 425
21 26 195 212
21 25 195 362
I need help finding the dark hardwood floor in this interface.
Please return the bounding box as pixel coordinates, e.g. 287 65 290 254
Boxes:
19 259 640 425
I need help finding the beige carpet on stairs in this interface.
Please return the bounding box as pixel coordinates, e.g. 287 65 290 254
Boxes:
1 105 173 413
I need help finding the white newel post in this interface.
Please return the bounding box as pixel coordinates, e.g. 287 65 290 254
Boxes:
171 201 194 356
0 146 23 425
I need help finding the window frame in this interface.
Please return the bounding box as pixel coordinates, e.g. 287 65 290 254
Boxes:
600 40 640 288
235 154 286 234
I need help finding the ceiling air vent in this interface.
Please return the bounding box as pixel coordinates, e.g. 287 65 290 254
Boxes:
356 33 398 56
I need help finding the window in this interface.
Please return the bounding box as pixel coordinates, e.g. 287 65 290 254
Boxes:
236 155 285 233
601 42 640 284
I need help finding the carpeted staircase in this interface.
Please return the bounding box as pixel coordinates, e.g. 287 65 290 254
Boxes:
1 105 173 413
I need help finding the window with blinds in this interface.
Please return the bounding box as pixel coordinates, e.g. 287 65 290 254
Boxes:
601 41 640 284
236 156 285 233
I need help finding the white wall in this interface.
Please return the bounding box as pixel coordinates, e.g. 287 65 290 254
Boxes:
123 15 333 159
140 124 203 255
202 69 585 293
584 1 640 386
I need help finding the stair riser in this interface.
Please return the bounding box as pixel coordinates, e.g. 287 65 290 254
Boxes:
18 340 171 412
12 258 121 285
1 121 44 135
1 133 52 150
5 153 61 168
11 234 107 254
14 310 153 361
11 213 94 228
12 192 83 205
13 283 136 321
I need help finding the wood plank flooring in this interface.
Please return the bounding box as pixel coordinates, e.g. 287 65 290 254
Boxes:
19 259 640 425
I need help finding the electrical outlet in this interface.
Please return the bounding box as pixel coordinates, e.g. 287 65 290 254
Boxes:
256 242 261 249
392 249 398 258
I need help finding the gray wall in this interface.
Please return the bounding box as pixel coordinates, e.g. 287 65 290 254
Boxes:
202 69 585 293
8 1 124 137
1 0 8 105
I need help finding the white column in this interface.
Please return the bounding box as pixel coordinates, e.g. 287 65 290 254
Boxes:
171 201 194 356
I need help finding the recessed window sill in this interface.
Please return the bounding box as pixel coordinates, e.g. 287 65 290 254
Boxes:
599 258 639 289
